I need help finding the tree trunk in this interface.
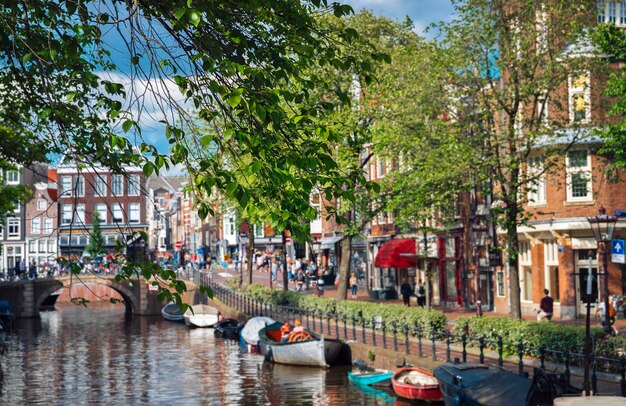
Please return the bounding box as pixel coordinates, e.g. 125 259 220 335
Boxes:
336 236 352 301
507 207 522 320
243 231 254 289
282 231 288 291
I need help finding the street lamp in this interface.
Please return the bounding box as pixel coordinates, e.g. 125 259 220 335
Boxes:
587 206 618 337
472 217 489 316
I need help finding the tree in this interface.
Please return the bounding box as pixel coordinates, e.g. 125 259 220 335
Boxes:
0 1 373 306
440 0 595 319
592 23 626 170
86 211 106 259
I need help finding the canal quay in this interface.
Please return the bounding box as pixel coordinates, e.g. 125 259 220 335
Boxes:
2 270 626 405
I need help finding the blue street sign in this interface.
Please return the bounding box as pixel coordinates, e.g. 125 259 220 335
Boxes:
612 239 625 264
614 210 626 218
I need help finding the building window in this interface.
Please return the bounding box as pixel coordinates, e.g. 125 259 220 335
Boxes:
95 203 108 224
496 270 505 297
31 218 41 234
7 218 20 238
129 203 140 224
75 176 85 197
621 1 626 24
38 240 46 253
598 0 606 22
311 192 321 221
75 204 85 224
254 224 263 238
376 158 386 178
47 240 55 253
94 175 107 197
127 174 140 196
61 176 72 196
44 218 53 234
37 200 47 211
61 205 72 224
569 73 590 123
6 169 19 184
112 175 123 196
13 202 20 213
566 149 592 201
522 266 533 301
527 156 546 205
29 240 36 253
609 0 617 23
112 204 124 223
228 217 235 235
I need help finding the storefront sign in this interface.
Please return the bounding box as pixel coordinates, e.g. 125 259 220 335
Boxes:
488 252 502 267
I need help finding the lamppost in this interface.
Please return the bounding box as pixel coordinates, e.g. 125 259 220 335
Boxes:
472 216 489 316
587 206 618 337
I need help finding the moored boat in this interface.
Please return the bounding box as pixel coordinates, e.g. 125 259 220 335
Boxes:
214 318 243 338
40 290 61 311
184 304 219 328
161 302 184 322
240 316 275 352
258 321 344 368
348 369 393 386
391 366 443 402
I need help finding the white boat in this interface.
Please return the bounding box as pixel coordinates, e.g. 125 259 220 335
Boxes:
183 304 219 328
258 322 344 368
161 302 184 322
554 397 626 406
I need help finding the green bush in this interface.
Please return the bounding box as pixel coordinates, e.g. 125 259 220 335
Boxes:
241 283 446 333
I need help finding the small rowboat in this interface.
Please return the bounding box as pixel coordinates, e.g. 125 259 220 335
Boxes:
391 367 443 402
184 304 219 328
161 302 184 322
214 318 243 338
348 370 393 386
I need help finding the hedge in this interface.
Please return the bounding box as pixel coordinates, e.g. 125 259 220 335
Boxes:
242 283 446 332
454 316 626 363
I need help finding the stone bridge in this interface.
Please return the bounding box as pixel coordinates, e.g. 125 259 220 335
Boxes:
0 275 201 318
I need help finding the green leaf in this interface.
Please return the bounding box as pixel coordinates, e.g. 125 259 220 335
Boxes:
228 94 241 108
122 120 133 133
189 10 202 27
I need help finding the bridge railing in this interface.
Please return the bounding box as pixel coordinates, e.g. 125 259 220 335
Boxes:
202 278 626 397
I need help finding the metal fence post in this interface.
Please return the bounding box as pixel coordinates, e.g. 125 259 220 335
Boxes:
497 336 503 367
518 343 524 376
620 357 626 397
371 317 377 347
392 322 398 352
445 333 451 363
361 316 366 343
431 331 436 361
462 334 467 363
479 337 485 364
403 324 410 355
343 315 347 339
381 321 387 349
334 313 339 339
417 327 423 358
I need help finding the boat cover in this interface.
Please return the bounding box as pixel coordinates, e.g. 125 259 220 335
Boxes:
241 317 275 345
462 369 532 405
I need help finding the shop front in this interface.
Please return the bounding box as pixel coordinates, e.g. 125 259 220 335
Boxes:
371 238 417 300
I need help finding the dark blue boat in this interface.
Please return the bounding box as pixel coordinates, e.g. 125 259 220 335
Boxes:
0 300 15 331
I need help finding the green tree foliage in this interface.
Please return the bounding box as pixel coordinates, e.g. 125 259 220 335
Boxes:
439 0 595 319
85 211 105 259
592 23 626 169
0 1 374 305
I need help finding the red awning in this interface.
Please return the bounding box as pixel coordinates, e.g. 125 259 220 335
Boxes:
374 239 417 269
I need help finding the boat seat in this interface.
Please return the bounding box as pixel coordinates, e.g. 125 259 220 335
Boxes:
266 329 283 342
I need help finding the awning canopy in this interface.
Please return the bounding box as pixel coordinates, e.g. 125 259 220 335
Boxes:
320 236 343 250
374 238 417 269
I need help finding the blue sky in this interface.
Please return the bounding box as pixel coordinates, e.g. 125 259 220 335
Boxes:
342 0 455 37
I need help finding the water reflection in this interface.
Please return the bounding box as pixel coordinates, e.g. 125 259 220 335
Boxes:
0 303 427 405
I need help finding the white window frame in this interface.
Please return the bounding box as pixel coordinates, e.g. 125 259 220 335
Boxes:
527 156 546 206
254 224 264 238
496 270 506 298
112 175 123 196
61 176 72 197
621 1 626 25
94 175 107 197
112 204 124 224
75 204 85 224
566 149 593 202
568 72 591 124
31 218 41 234
311 192 321 221
29 240 36 253
376 158 386 178
127 174 140 196
37 199 47 211
44 218 53 234
609 0 617 23
95 203 108 224
61 205 73 225
13 202 20 214
129 203 140 224
6 169 19 185
38 240 46 253
7 218 20 239
75 176 85 197
47 240 55 253
598 0 606 22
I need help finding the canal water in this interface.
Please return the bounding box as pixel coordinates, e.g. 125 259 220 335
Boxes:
1 303 425 405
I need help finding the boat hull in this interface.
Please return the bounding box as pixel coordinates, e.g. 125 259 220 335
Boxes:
348 371 393 385
259 322 344 367
391 367 443 402
184 304 219 328
161 302 184 322
40 292 60 311
215 319 243 338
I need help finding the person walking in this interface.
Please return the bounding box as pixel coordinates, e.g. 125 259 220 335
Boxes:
350 273 358 299
415 279 426 308
400 279 412 307
537 289 554 321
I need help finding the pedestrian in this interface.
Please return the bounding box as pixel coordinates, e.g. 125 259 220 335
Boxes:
415 279 426 308
537 289 554 321
271 258 278 282
400 278 412 307
350 273 358 299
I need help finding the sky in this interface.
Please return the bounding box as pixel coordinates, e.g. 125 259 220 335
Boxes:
342 0 455 37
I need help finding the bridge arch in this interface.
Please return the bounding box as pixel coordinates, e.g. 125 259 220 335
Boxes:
35 276 139 315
